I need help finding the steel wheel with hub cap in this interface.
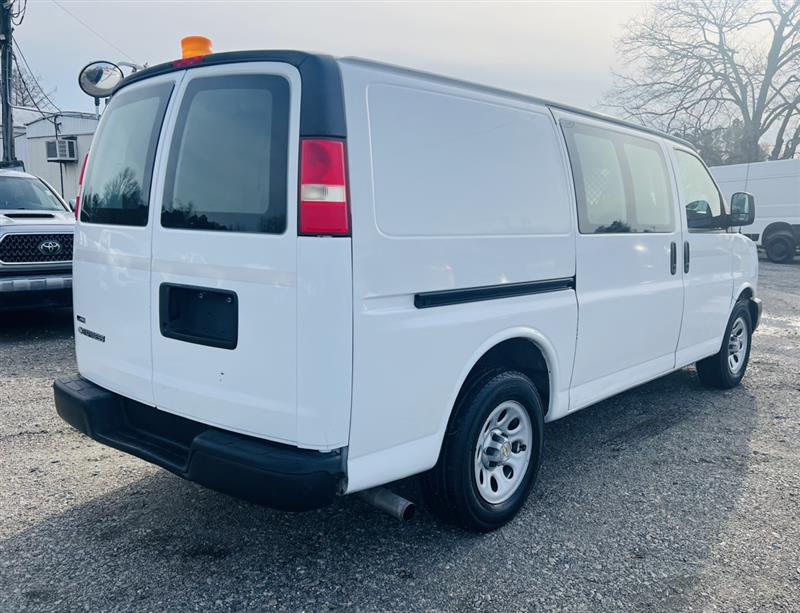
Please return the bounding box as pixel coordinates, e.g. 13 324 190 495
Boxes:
697 300 753 389
421 370 544 532
726 317 748 375
474 400 532 504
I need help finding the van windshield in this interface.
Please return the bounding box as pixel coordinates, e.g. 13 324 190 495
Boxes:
0 177 65 211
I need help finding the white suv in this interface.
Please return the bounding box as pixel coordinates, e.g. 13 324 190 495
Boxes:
54 50 760 531
0 169 74 311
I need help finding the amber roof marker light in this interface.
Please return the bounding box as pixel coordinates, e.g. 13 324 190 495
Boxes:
181 36 213 59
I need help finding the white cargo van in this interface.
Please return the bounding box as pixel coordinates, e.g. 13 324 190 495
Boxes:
711 159 800 263
54 50 761 531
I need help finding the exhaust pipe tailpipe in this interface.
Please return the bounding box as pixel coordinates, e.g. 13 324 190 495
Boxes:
360 487 416 521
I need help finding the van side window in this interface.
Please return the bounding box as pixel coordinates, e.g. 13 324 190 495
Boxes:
674 150 726 230
162 75 290 234
562 122 675 234
624 141 674 231
572 131 627 232
80 83 173 226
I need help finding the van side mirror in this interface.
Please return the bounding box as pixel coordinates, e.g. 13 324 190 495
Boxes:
729 192 755 227
78 61 124 98
68 199 76 212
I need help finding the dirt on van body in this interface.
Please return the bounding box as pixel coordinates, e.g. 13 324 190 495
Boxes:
1 257 798 612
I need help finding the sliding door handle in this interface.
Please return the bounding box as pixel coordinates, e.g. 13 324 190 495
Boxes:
670 241 677 275
683 241 690 274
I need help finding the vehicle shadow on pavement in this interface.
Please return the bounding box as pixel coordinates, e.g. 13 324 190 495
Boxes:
0 368 758 612
0 308 73 343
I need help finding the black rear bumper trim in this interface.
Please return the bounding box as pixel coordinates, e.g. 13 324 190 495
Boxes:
53 376 344 511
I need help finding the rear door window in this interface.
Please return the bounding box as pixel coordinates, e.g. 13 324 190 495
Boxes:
161 75 290 234
80 83 173 226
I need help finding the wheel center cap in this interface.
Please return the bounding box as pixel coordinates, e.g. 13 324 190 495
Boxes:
481 429 512 469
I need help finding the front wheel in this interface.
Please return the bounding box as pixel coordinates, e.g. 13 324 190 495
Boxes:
421 370 544 532
696 301 753 389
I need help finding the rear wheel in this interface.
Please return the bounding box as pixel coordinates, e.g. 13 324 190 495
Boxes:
764 233 795 264
421 370 544 532
696 301 753 389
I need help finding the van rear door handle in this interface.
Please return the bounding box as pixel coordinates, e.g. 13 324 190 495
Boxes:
684 241 690 273
670 241 677 275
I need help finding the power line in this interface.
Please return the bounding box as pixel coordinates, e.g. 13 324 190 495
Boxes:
12 40 60 112
11 0 27 26
50 0 137 63
12 54 47 117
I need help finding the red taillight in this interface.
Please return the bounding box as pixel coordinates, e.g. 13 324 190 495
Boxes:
75 152 89 220
299 138 350 236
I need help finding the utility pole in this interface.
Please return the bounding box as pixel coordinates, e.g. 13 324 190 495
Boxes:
0 0 14 163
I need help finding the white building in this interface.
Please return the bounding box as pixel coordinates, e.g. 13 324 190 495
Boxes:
14 112 99 202
0 107 40 161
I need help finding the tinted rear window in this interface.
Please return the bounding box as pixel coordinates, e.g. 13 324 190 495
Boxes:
80 83 173 226
161 74 290 234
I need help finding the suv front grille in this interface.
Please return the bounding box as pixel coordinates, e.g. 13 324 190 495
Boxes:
0 233 73 264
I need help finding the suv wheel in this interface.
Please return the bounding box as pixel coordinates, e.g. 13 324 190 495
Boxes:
696 301 753 389
421 370 544 532
765 233 795 264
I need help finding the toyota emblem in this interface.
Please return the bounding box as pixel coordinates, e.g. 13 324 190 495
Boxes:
38 240 62 256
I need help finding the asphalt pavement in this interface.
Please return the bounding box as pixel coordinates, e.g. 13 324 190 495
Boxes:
1 258 798 611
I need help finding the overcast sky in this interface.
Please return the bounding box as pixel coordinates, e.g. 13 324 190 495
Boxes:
18 1 646 114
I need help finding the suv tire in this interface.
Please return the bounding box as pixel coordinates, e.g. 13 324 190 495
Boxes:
421 370 544 532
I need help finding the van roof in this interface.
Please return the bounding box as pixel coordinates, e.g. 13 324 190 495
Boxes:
115 50 694 149
339 57 695 149
116 50 347 138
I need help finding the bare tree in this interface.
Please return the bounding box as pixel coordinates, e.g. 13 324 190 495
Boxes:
606 0 800 164
11 61 57 112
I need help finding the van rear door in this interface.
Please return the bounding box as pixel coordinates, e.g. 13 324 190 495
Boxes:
148 62 302 445
74 73 179 405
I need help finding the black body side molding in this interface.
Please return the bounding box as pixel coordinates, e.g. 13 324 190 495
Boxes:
414 277 576 309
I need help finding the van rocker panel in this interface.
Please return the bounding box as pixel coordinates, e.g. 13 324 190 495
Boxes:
53 375 344 511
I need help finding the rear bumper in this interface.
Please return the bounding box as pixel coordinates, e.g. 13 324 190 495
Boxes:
53 376 345 511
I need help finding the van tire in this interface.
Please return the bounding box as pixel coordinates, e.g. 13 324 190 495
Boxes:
696 301 753 389
420 370 544 532
764 233 795 263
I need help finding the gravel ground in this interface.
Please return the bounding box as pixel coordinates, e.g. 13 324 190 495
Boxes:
1 258 798 612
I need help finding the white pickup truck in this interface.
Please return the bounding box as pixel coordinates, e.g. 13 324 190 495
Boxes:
0 169 74 311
